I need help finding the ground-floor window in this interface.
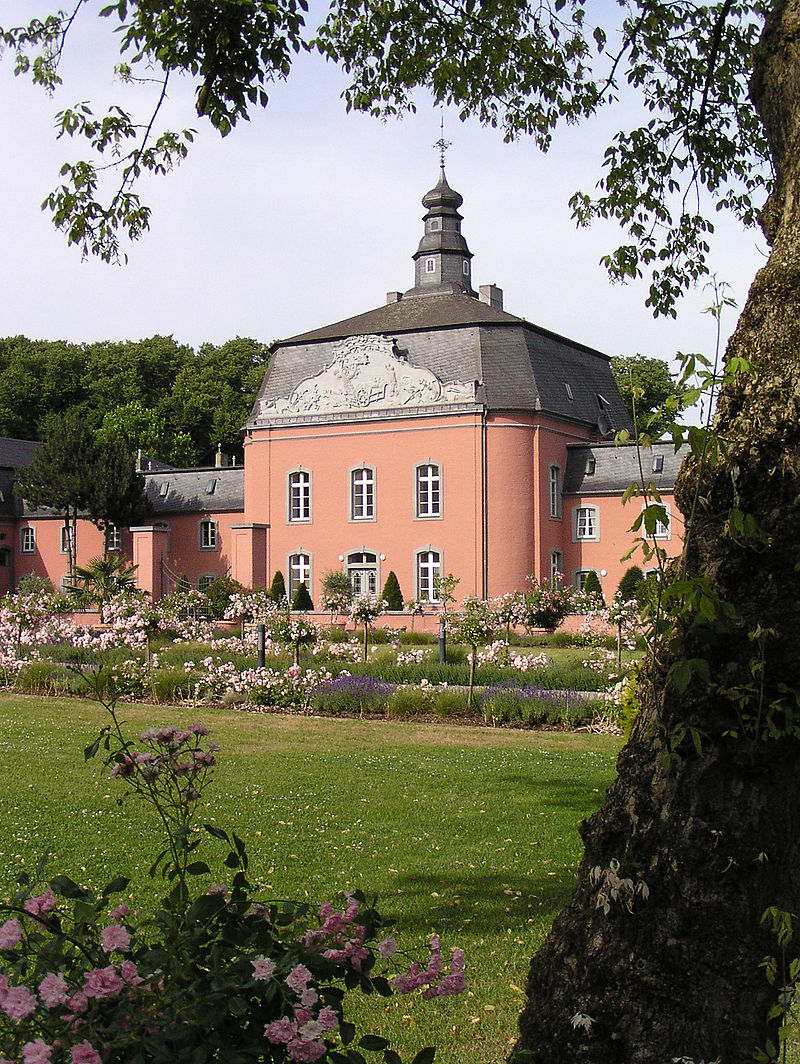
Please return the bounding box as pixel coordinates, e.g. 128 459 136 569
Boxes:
347 551 378 596
550 550 563 586
288 553 312 599
416 549 441 603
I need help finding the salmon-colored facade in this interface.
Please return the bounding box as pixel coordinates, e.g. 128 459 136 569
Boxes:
0 169 686 607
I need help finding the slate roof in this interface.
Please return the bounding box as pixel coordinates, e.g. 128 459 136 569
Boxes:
143 467 244 515
249 293 630 432
563 441 687 495
0 438 37 470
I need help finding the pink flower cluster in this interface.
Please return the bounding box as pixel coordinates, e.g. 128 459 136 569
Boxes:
261 962 339 1062
390 935 467 999
110 723 219 788
302 894 370 971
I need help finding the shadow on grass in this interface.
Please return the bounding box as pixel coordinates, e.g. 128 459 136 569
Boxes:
381 868 577 940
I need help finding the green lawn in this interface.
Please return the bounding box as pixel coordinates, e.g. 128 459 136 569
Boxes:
0 694 622 1064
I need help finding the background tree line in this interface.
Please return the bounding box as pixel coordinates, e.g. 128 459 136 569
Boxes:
0 335 270 466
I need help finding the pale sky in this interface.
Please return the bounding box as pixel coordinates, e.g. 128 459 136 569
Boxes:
0 3 767 379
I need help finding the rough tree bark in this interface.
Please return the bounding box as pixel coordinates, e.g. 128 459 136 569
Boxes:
512 2 800 1061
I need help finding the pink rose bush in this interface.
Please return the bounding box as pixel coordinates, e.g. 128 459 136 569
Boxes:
0 672 464 1064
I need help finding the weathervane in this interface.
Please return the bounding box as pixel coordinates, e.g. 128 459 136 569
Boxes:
434 113 451 169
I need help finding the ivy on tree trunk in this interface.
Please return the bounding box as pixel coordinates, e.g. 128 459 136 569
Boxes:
512 3 800 1061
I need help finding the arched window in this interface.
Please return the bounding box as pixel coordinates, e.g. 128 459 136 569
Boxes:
288 469 311 523
573 505 599 541
347 551 378 597
199 519 218 550
288 553 312 599
350 466 375 521
415 463 441 518
548 465 562 519
416 549 442 603
550 550 563 586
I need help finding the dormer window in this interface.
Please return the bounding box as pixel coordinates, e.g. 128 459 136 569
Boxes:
206 478 217 495
652 454 664 474
425 257 436 274
159 482 169 498
585 457 596 475
565 383 574 401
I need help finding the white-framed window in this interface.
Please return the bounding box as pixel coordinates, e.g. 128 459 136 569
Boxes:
550 550 563 586
585 457 596 475
288 469 312 523
20 527 35 554
106 524 121 552
428 218 441 232
199 519 218 551
652 454 664 474
347 550 378 597
425 257 436 273
288 552 312 599
573 569 597 591
573 505 599 541
60 525 73 555
415 463 441 518
462 259 469 275
198 573 216 591
416 548 441 603
548 465 562 519
350 466 375 521
642 502 671 540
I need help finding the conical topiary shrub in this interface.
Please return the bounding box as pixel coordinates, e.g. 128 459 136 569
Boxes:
617 565 644 602
582 569 605 605
269 569 287 603
381 570 404 611
292 581 314 612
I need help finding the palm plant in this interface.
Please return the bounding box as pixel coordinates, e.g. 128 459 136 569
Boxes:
70 555 139 607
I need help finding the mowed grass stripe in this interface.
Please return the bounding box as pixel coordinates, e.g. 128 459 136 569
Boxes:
0 695 622 1064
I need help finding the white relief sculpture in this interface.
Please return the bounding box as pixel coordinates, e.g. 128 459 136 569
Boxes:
257 335 474 420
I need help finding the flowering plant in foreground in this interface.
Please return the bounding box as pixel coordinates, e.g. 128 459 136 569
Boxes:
0 668 464 1064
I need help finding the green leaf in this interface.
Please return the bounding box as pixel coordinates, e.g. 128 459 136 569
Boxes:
50 875 89 900
359 1036 390 1051
102 877 131 896
411 1050 436 1064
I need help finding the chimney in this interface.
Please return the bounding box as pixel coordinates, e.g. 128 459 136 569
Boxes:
215 443 230 468
386 291 403 304
135 448 143 472
479 284 503 310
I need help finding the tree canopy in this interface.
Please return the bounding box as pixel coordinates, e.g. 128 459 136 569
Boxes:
0 2 770 316
0 334 269 465
14 411 151 563
610 353 687 438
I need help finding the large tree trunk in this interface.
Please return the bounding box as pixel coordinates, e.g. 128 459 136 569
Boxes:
512 2 800 1061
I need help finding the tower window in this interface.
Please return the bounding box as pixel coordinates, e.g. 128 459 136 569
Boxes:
425 257 436 274
548 465 562 519
428 218 441 232
462 260 469 275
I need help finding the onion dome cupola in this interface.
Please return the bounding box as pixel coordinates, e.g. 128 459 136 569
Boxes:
405 168 477 299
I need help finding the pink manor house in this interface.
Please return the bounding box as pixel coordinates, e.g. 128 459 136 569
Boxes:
0 169 684 606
